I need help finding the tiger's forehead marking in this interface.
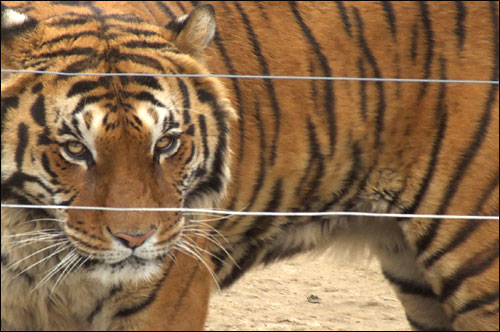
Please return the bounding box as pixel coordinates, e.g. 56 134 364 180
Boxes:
135 105 181 154
73 108 106 162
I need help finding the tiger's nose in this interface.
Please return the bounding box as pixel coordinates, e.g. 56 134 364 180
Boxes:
112 228 157 249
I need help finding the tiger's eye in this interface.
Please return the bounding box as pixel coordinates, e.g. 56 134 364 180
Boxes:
156 136 174 151
66 141 87 157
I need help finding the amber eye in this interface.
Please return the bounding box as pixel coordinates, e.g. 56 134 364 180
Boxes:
64 141 88 158
155 136 178 155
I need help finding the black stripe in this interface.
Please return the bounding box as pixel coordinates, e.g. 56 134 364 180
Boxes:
320 141 363 212
290 1 336 157
122 40 171 50
211 28 246 169
185 141 196 163
58 195 76 206
113 51 164 72
453 289 499 319
357 59 368 120
418 1 434 100
67 80 103 98
175 1 187 13
187 103 229 200
46 17 90 27
132 91 166 109
410 22 419 63
15 123 29 169
31 83 43 94
2 172 55 200
37 47 96 59
40 31 101 47
247 99 267 209
353 7 386 149
235 1 281 164
381 1 397 39
59 54 105 77
424 173 499 268
423 221 480 268
114 260 175 318
123 27 164 38
72 93 114 116
57 121 75 137
244 179 283 239
474 172 499 215
256 1 269 22
128 76 163 91
198 114 209 162
38 127 53 146
185 124 195 136
309 60 319 109
1 96 19 134
399 58 447 242
334 1 352 38
382 270 436 298
30 95 46 127
154 1 176 20
71 118 83 139
177 78 191 116
87 286 122 324
440 240 499 302
455 1 467 51
219 244 260 289
103 14 147 24
302 117 325 208
41 152 58 180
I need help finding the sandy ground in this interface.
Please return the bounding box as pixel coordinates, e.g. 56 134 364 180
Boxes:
205 254 411 331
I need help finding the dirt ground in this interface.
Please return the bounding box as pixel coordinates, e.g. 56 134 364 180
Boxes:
205 254 411 331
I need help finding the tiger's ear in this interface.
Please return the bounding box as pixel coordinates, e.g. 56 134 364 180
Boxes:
1 4 38 69
168 4 216 58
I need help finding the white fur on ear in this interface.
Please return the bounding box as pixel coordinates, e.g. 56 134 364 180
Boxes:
175 4 216 56
2 8 29 29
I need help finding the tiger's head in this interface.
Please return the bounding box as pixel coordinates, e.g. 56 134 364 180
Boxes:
1 3 235 284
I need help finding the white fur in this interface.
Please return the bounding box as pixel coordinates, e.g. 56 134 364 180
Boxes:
2 9 29 28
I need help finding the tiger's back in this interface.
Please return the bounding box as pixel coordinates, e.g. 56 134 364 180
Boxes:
1 1 498 331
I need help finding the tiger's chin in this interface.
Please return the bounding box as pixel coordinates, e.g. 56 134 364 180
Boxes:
84 256 165 286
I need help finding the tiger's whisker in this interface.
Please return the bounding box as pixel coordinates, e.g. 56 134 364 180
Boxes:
32 249 78 292
174 243 221 291
50 253 81 295
181 229 238 267
7 241 69 272
183 223 232 249
7 236 66 250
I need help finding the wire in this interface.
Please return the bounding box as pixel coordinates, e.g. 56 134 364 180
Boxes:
1 69 499 85
1 204 498 220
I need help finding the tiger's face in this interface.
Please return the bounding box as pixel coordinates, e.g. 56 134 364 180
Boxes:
1 5 234 284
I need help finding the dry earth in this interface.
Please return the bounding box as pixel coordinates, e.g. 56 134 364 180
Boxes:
205 254 411 331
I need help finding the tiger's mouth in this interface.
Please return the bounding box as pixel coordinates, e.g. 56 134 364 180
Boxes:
82 253 167 268
80 252 168 284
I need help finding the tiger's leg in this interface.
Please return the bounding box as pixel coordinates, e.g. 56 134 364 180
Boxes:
376 244 453 331
404 219 499 331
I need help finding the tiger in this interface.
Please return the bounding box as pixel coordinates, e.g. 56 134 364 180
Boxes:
1 1 498 331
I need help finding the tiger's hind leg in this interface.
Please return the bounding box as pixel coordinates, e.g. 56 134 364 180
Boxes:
376 245 453 331
405 219 499 331
378 219 499 331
